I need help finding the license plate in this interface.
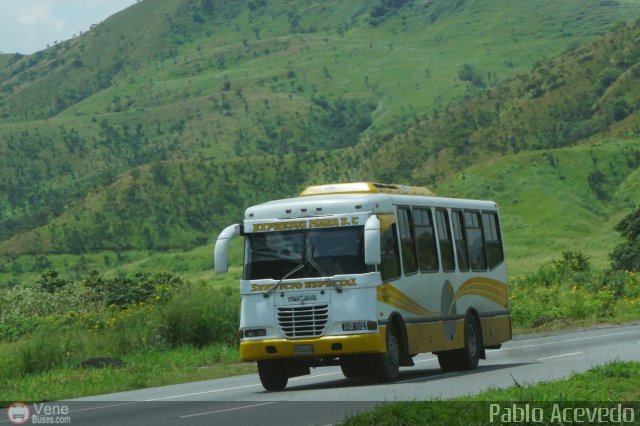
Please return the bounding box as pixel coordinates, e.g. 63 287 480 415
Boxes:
293 344 314 355
288 294 317 303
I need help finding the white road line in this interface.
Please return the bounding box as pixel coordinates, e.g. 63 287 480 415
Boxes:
68 401 141 414
179 401 278 418
505 330 640 351
398 372 456 383
537 352 583 361
146 371 342 401
290 371 341 381
145 383 262 401
414 357 436 364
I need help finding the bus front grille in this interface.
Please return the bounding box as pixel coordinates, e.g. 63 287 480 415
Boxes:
277 305 329 338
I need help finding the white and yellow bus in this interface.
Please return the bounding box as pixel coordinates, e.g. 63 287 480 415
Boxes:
215 182 511 391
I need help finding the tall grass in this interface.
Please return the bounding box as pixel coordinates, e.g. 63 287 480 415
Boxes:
0 344 251 403
0 272 240 381
158 284 239 347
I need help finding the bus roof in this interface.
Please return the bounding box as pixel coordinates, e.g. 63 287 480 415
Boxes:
245 183 498 221
300 182 435 197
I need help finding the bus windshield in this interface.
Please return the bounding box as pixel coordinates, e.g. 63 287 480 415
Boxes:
244 226 372 280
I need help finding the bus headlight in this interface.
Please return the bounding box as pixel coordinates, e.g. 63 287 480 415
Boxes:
342 322 367 331
242 328 267 338
342 321 378 331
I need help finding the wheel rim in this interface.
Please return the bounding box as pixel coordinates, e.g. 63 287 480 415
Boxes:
466 323 477 357
387 330 400 371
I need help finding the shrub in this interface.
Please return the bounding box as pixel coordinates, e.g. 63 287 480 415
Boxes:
17 329 87 375
0 271 190 341
157 284 239 348
82 271 186 308
510 254 639 328
553 250 590 273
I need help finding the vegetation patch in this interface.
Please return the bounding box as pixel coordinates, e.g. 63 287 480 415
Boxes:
510 251 640 330
0 344 254 403
0 272 240 381
341 361 640 425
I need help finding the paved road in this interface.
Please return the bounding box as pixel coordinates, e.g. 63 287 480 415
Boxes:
3 324 639 425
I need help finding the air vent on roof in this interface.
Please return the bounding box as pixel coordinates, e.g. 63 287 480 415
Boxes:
299 182 434 197
373 183 398 190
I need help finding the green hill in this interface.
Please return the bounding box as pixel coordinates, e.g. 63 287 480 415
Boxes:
1 0 640 282
0 54 16 70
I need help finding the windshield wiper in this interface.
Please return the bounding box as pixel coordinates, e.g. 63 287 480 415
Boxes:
261 239 343 297
262 261 306 298
308 256 342 293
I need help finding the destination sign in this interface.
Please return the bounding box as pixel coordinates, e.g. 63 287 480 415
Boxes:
250 278 357 292
249 216 361 233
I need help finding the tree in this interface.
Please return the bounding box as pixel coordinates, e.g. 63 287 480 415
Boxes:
610 207 640 271
458 64 485 90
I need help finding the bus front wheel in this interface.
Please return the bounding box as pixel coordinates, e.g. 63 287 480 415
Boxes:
341 356 368 379
257 359 288 391
373 326 400 382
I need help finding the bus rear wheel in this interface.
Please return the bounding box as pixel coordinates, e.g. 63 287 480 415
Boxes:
437 313 482 372
257 359 288 391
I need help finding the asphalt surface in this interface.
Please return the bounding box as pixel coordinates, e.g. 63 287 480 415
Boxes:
3 323 640 425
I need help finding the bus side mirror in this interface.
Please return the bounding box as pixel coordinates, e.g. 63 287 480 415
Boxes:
364 215 381 266
214 224 241 273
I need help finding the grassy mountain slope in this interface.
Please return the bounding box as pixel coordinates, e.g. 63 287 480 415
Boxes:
2 0 640 281
0 55 15 70
362 22 640 185
2 0 635 123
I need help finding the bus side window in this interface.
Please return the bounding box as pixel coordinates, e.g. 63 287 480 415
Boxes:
482 212 504 269
414 208 438 272
452 210 470 272
464 211 487 271
380 224 401 281
398 207 418 275
435 209 455 272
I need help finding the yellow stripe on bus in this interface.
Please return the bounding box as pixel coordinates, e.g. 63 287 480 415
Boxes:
452 277 508 307
377 277 508 315
377 283 437 316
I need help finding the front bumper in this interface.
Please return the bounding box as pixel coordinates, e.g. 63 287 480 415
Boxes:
239 330 387 361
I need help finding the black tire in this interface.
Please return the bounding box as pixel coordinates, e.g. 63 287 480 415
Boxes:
436 350 461 372
437 313 482 372
340 356 368 379
460 313 481 370
373 326 400 382
257 359 288 391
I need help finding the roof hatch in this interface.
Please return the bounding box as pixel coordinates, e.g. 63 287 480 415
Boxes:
300 182 435 197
